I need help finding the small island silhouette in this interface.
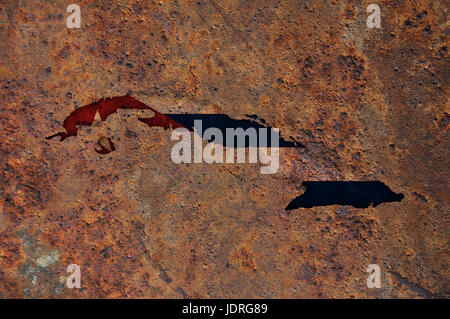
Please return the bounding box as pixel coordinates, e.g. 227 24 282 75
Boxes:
285 181 404 210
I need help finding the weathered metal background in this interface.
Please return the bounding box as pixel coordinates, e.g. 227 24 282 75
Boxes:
0 0 448 298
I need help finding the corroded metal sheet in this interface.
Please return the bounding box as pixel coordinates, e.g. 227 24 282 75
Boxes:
0 0 448 298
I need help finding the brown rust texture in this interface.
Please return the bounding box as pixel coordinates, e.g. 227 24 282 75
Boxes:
0 0 448 298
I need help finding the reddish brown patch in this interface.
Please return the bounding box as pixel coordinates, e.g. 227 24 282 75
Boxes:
46 95 185 142
95 136 116 155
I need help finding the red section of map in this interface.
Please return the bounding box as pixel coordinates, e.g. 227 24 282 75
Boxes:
46 95 185 142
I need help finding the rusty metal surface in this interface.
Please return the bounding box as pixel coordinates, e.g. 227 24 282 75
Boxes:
0 0 448 298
